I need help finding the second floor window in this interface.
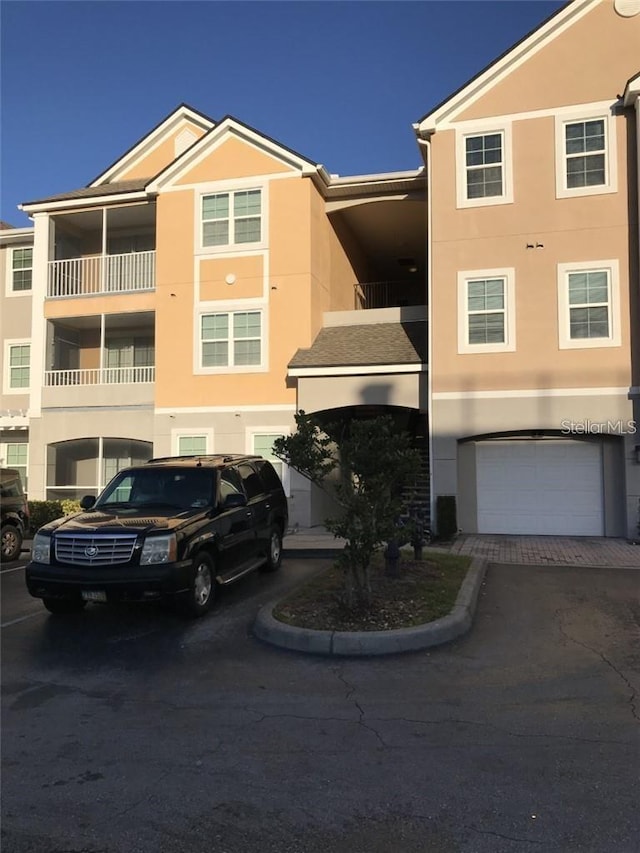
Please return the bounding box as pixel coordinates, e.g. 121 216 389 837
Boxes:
564 119 606 189
202 189 262 248
11 248 33 292
8 344 30 389
201 311 261 368
465 133 503 199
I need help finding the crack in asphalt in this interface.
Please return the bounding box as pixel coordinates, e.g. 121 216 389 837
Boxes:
556 608 640 723
463 824 553 847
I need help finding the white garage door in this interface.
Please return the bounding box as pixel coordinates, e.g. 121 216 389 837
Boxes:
476 440 603 536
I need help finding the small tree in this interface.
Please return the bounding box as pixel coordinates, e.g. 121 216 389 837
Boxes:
274 411 420 610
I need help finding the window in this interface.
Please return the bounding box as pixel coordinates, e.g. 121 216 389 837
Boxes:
457 268 516 354
555 109 616 198
557 261 620 349
249 430 290 495
178 435 207 456
7 343 30 390
465 133 503 199
11 248 32 292
201 189 261 248
564 120 605 188
171 429 213 457
201 311 261 368
4 443 28 490
456 125 512 208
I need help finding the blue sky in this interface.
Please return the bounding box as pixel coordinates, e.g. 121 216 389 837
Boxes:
1 0 564 227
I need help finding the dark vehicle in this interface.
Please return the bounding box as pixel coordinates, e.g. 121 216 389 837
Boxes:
1 467 29 562
25 455 288 618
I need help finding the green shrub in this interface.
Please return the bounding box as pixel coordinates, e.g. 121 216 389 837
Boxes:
61 499 82 516
28 501 65 536
28 499 83 535
436 495 457 541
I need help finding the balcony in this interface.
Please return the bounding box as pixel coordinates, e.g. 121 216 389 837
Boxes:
48 251 156 298
44 366 155 386
42 312 155 409
354 280 425 310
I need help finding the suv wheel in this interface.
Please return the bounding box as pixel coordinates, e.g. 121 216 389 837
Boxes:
43 598 87 615
261 525 283 573
1 524 23 562
177 552 215 618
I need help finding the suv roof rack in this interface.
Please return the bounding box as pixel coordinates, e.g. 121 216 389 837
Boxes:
145 454 261 467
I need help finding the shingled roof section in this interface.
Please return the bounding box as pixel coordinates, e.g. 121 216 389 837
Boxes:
22 178 151 207
289 322 427 369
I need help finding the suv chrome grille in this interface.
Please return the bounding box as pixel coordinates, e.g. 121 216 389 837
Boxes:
54 533 138 566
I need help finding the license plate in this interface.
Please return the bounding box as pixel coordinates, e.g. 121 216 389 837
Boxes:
82 590 107 602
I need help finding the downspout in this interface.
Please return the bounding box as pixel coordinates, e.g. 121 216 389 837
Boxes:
416 132 435 534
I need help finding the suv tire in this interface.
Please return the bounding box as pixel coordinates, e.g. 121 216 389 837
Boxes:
261 525 283 573
1 524 23 562
177 552 215 618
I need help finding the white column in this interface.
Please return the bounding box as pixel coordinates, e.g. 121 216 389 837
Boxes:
29 213 53 419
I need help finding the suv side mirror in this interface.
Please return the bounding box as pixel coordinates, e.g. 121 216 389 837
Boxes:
80 495 96 510
221 493 247 510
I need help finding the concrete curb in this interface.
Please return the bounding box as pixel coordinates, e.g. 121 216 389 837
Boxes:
253 557 488 657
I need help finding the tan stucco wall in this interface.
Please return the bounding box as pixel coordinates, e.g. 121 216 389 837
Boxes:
175 136 293 184
200 255 264 301
297 373 427 413
117 121 209 181
457 1 640 121
430 110 633 393
44 291 157 320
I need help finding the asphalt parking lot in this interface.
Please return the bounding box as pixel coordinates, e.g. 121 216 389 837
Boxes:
2 556 639 853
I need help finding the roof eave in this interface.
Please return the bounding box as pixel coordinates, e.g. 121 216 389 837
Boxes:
19 189 153 214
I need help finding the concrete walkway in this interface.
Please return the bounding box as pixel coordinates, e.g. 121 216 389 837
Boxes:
444 533 640 568
284 526 640 567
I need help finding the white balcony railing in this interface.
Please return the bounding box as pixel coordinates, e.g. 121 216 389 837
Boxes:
48 251 156 298
44 366 155 386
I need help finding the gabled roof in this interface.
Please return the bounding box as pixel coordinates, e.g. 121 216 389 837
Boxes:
89 103 215 186
146 114 322 192
415 0 596 134
289 322 427 371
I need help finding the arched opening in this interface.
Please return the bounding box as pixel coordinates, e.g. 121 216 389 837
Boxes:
46 437 153 501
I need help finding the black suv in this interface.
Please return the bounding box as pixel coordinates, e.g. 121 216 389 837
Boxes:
1 468 29 562
25 455 288 617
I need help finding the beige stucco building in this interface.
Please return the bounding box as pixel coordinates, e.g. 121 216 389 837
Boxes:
1 0 638 537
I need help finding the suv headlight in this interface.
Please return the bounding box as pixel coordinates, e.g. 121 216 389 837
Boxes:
32 533 51 564
140 534 177 565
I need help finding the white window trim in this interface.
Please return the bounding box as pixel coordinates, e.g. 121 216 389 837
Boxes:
195 179 268 255
1 441 28 486
246 426 291 496
457 268 516 354
195 304 268 375
171 428 214 456
456 122 513 209
4 339 31 394
5 246 33 297
555 107 617 199
557 259 620 350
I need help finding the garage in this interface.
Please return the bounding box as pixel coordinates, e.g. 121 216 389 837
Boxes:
476 439 604 536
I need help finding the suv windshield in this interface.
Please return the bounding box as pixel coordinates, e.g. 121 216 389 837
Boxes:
97 468 215 511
